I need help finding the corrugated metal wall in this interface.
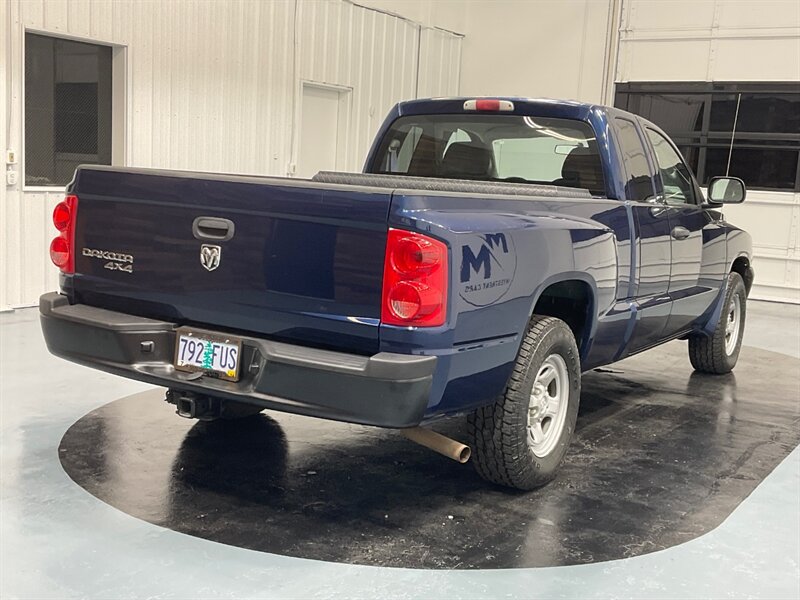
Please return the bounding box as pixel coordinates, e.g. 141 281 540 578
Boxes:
616 0 800 303
417 27 462 98
296 0 419 170
1 0 463 309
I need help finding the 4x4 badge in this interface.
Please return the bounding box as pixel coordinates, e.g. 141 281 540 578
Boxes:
200 244 221 272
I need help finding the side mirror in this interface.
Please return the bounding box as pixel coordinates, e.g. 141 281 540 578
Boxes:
708 176 746 204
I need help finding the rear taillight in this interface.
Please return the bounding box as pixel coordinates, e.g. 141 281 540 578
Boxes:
381 228 448 327
50 195 78 273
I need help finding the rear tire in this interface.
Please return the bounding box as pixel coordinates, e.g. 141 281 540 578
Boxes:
468 315 581 491
689 272 747 374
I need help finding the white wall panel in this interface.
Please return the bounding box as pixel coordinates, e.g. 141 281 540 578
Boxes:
418 27 463 99
723 192 800 304
617 0 800 82
624 0 717 31
0 0 9 309
1 192 62 310
459 0 613 103
713 37 800 82
717 0 800 30
621 40 711 81
2 0 463 309
356 0 466 33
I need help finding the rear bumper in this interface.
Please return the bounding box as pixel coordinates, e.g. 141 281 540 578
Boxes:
39 293 436 428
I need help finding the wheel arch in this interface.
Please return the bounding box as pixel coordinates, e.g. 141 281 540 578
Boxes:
730 253 754 296
527 273 597 359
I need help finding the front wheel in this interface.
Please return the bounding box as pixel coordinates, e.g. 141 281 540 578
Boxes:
688 272 747 374
468 315 581 490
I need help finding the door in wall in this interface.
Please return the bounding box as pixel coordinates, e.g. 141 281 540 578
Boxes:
297 84 350 179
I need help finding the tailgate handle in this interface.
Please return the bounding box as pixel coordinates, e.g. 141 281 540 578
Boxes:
193 217 235 242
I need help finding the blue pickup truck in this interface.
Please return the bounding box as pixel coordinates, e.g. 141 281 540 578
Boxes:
40 97 753 490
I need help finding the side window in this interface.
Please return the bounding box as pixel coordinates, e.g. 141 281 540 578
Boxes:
615 118 656 202
646 128 697 205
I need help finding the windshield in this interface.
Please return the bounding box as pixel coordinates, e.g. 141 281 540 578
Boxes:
369 114 606 196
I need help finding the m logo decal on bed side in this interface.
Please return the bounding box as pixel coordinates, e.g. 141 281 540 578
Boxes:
459 233 516 307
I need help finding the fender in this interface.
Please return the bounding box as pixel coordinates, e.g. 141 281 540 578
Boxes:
526 270 599 356
730 250 755 296
700 250 753 336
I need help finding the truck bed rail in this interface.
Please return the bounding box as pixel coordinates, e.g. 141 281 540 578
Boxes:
313 172 594 199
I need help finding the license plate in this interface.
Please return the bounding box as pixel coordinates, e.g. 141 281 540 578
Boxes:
174 328 242 381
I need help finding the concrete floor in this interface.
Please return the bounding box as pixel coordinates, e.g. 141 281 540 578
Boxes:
1 300 799 599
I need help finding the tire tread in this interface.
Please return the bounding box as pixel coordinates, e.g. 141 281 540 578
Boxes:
468 315 578 489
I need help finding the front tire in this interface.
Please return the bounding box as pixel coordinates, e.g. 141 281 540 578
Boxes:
468 315 581 491
688 272 747 374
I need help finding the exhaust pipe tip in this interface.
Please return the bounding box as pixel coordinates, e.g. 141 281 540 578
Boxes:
401 427 471 464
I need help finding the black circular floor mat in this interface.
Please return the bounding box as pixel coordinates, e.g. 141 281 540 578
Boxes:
59 343 800 569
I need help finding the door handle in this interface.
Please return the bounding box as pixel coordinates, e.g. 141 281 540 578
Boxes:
193 217 235 242
671 226 691 241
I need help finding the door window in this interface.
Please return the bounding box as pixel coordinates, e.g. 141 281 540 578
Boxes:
646 128 697 205
614 118 656 202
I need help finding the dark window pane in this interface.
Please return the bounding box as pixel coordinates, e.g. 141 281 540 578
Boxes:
736 93 800 134
624 94 705 133
55 83 99 153
711 92 800 135
709 93 739 132
618 82 710 94
25 33 112 186
705 147 798 189
614 118 655 201
614 91 629 111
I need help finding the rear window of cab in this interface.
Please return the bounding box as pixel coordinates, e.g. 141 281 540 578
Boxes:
369 114 606 196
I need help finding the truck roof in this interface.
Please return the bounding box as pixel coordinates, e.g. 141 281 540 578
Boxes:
395 96 606 120
389 96 664 140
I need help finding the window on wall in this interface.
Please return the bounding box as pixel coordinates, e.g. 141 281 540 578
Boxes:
615 83 800 192
25 33 113 186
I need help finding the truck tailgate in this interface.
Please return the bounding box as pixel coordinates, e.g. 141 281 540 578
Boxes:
68 166 389 354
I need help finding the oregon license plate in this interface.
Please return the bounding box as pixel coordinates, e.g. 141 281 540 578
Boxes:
174 328 242 381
